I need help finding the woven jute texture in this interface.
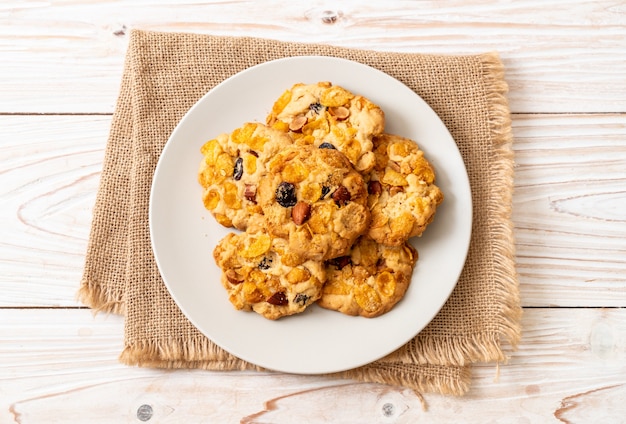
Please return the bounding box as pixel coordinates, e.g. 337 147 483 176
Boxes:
79 29 521 395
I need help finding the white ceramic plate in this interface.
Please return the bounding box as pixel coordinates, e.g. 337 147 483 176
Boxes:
150 56 472 374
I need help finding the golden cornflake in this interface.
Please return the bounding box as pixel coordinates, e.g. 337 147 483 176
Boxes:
203 189 220 210
240 233 271 258
243 154 257 174
354 283 382 313
376 271 397 297
222 182 241 209
271 89 292 115
321 86 354 107
382 168 408 186
282 160 308 184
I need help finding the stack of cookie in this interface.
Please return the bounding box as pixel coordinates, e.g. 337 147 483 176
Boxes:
199 82 443 320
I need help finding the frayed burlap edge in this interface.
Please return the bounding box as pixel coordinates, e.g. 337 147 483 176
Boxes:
77 282 126 315
481 52 523 356
118 335 470 396
119 336 263 371
476 51 522 358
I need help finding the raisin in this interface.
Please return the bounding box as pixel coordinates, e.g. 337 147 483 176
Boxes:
327 256 352 270
233 157 243 180
318 142 336 150
267 291 288 306
249 150 259 157
294 293 311 306
309 102 324 114
320 185 331 200
258 257 273 270
276 182 297 207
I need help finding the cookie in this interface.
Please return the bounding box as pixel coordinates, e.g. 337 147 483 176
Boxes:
366 134 444 246
213 231 325 320
317 237 418 318
266 82 385 172
256 144 371 262
198 122 294 231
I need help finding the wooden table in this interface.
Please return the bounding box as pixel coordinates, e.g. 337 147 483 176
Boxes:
2 1 625 422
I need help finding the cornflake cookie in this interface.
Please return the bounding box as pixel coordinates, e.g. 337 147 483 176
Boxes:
266 82 385 172
213 231 325 320
198 122 294 231
366 134 444 246
257 144 370 262
318 237 418 318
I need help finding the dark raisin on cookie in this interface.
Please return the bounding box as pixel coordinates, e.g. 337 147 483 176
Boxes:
294 293 311 306
258 257 273 270
233 157 243 180
320 185 331 200
276 182 297 207
318 142 336 150
309 102 324 114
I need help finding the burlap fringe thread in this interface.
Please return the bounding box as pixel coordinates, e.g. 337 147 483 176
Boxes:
77 280 126 316
120 335 263 372
478 51 522 359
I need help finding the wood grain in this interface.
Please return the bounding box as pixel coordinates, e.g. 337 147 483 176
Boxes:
0 116 106 307
0 0 624 114
2 308 624 423
513 113 626 306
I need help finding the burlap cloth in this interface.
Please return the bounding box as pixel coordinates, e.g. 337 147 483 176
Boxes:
79 29 521 396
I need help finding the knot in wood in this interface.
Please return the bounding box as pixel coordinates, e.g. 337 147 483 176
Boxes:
137 404 153 421
382 402 395 417
321 10 339 24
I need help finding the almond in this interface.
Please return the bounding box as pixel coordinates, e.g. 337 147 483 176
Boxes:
329 106 350 120
267 291 288 305
291 201 311 225
331 185 351 206
225 269 243 285
387 161 401 172
289 115 307 132
368 180 383 196
390 186 405 196
244 184 257 203
327 255 352 270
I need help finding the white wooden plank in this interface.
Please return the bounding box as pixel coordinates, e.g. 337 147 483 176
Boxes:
1 114 625 307
0 0 624 113
0 115 107 307
512 114 626 306
1 308 624 423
